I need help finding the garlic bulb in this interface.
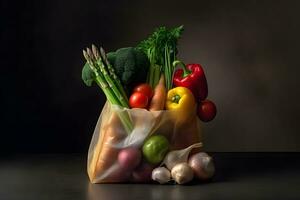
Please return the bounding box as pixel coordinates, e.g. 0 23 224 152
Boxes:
188 152 215 180
171 163 194 184
151 167 171 184
162 142 202 170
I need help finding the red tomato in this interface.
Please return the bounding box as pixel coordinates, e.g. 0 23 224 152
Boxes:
133 83 153 99
129 92 149 108
197 100 217 122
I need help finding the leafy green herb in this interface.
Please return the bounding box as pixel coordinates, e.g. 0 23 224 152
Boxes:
137 25 184 90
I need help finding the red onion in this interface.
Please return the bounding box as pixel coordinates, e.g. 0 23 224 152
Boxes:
132 162 154 183
118 147 141 171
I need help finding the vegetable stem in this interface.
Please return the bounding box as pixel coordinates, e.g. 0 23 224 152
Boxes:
173 60 191 77
99 46 129 103
91 45 128 108
83 46 133 134
137 26 183 90
153 65 161 87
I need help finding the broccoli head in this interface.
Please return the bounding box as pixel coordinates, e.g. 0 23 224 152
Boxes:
107 47 149 91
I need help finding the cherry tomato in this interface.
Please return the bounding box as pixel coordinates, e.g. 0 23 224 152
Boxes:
129 92 149 108
197 99 217 122
133 83 153 99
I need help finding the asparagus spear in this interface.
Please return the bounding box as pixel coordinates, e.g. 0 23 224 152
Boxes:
83 49 122 106
99 46 129 102
90 45 128 108
83 47 133 134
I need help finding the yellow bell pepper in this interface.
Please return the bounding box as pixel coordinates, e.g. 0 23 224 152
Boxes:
166 87 197 123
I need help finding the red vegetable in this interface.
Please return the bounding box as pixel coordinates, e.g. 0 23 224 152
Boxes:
173 61 208 102
129 92 149 108
132 162 154 183
197 100 217 122
118 147 142 170
133 83 153 99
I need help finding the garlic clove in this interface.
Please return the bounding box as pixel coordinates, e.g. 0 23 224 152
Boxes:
188 152 215 180
203 157 215 178
162 142 202 170
151 167 171 184
171 163 194 184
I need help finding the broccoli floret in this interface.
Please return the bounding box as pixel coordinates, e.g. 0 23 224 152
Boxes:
108 47 149 91
107 52 116 65
82 62 95 86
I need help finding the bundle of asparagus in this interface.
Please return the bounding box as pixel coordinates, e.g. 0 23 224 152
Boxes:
83 45 133 133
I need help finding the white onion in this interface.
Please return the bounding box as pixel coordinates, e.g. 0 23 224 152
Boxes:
171 163 194 184
162 142 202 170
188 152 215 180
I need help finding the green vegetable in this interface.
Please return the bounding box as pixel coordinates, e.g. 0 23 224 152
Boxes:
107 52 116 64
82 62 95 87
82 45 132 134
142 135 169 165
137 26 184 90
107 47 149 91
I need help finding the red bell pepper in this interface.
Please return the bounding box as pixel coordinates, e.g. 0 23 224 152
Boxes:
173 61 208 101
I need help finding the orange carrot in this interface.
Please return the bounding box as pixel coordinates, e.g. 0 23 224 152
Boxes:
149 74 166 111
88 112 126 183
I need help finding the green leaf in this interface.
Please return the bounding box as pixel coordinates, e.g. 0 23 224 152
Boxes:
136 25 184 88
81 62 95 86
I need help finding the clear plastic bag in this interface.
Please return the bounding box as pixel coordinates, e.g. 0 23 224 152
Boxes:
87 102 203 183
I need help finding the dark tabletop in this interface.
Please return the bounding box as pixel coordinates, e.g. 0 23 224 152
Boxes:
1 153 300 200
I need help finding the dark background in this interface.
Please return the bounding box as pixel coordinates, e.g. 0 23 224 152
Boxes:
1 0 300 153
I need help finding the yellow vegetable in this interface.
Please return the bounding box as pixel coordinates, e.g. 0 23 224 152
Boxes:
165 87 197 123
